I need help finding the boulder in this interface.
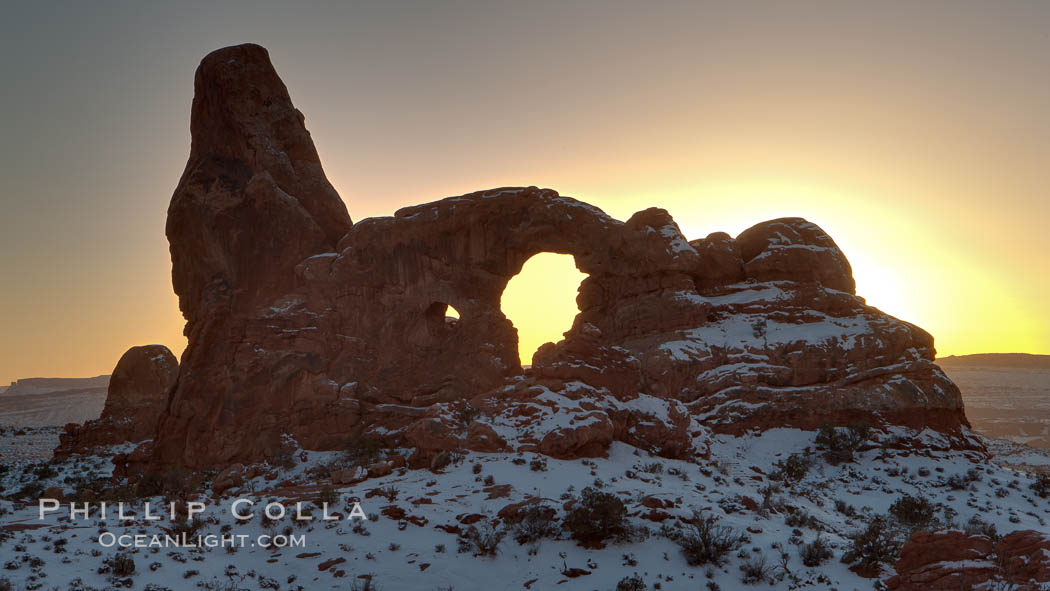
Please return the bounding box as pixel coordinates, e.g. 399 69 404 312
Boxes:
538 412 615 459
211 463 260 495
887 529 1050 590
997 530 1050 584
54 345 177 458
736 217 855 293
886 530 997 590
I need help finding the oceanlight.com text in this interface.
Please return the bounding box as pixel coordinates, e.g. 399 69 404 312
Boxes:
97 532 306 549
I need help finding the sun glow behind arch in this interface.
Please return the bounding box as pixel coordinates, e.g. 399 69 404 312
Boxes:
501 253 587 367
558 175 1047 359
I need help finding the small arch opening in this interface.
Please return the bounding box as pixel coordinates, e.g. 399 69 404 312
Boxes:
425 301 460 335
500 252 588 367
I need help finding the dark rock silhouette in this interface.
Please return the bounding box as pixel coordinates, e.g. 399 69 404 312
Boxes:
57 44 977 471
55 345 177 457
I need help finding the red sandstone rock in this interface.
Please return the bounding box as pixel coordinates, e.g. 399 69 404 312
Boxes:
212 463 261 495
887 529 1050 590
330 466 366 486
886 530 996 590
55 344 177 458
155 43 354 468
639 496 675 510
736 217 856 293
997 530 1050 584
539 412 615 459
497 498 556 521
40 487 65 503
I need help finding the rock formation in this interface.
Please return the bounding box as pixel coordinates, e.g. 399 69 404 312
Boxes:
57 43 978 472
55 344 177 457
887 529 1050 590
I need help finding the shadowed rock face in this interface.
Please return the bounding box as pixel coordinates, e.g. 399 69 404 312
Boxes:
55 345 177 457
67 43 977 470
887 529 1050 590
166 42 351 333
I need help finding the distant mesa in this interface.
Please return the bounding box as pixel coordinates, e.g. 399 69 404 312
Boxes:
937 353 1050 369
0 375 110 430
58 43 980 473
3 375 109 397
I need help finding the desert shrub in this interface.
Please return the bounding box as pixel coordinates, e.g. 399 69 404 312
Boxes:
97 484 138 504
665 511 744 566
963 514 998 540
30 463 58 480
562 487 631 545
1030 472 1050 499
529 457 548 472
507 505 559 544
799 534 834 566
315 486 339 508
888 494 936 530
641 462 664 474
945 468 981 490
457 524 506 557
349 575 380 591
167 516 203 539
0 577 11 591
772 453 812 483
107 553 136 577
784 508 820 530
616 574 647 591
11 482 44 500
259 510 279 530
342 437 386 468
457 403 481 424
815 423 871 463
137 466 199 500
268 438 297 470
376 485 398 501
201 577 241 591
739 553 773 584
842 516 902 572
834 499 857 517
758 484 786 515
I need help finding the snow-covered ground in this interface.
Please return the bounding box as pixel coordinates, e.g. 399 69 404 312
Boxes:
2 427 1049 590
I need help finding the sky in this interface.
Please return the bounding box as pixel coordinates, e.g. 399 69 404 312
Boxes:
2 0 1050 383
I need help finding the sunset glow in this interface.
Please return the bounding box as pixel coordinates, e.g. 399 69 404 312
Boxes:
501 253 587 366
3 1 1050 383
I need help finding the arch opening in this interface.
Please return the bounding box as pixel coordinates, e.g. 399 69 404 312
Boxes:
424 301 460 336
500 252 588 367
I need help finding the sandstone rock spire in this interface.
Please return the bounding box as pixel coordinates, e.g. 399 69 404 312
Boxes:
166 43 351 333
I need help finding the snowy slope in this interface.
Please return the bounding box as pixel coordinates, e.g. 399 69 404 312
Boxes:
2 428 1050 590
